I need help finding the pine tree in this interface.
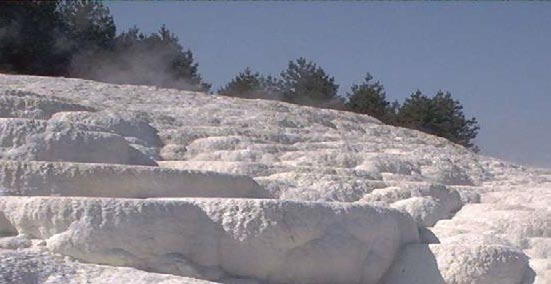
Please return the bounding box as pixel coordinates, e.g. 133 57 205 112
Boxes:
0 1 64 75
345 73 396 123
398 90 480 151
278 58 340 108
57 0 116 50
0 0 116 76
72 25 210 92
218 68 279 99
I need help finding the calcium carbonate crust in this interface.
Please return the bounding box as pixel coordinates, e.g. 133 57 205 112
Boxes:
0 196 419 284
0 75 547 284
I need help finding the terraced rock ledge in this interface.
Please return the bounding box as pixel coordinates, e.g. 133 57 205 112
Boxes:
0 74 548 284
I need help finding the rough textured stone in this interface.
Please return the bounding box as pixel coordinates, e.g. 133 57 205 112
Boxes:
0 74 547 283
0 90 92 119
0 196 419 284
0 249 220 284
383 244 533 284
390 197 446 227
0 161 270 198
0 118 156 165
50 110 162 160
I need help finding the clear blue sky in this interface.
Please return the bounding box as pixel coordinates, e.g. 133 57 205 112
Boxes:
106 2 551 168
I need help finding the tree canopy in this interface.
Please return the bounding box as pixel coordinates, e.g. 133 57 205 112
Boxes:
0 2 481 149
72 25 210 91
0 1 210 91
218 68 278 100
0 1 64 75
345 73 397 123
398 90 480 150
57 0 116 51
278 58 342 109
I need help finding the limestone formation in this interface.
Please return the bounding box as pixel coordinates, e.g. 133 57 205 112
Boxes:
0 249 220 284
383 244 533 284
0 196 418 284
0 74 548 284
0 118 156 166
0 90 92 119
0 161 269 198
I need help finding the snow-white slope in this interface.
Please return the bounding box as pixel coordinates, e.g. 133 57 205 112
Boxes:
0 74 548 284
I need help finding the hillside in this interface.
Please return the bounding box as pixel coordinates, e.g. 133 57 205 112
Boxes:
0 74 548 284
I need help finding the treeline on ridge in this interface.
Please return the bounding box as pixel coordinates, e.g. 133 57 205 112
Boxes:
0 0 209 91
219 61 480 151
0 0 479 150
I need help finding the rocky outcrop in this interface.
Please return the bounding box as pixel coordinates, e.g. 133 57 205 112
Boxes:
0 118 156 165
0 74 547 284
0 160 269 198
383 244 533 284
0 90 92 119
0 249 220 284
0 197 418 284
50 110 163 160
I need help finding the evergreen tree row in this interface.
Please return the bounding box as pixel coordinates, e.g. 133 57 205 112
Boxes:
0 1 480 150
0 0 209 91
218 60 480 151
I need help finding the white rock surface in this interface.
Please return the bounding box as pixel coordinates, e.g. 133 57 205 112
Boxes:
0 118 156 165
0 90 92 119
383 244 533 284
390 197 446 227
50 110 163 160
0 74 548 283
0 196 419 284
0 249 220 284
360 182 462 226
0 160 269 198
50 110 161 146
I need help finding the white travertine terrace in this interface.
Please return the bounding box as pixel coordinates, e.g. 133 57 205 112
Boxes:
0 74 548 284
0 161 269 199
0 197 418 284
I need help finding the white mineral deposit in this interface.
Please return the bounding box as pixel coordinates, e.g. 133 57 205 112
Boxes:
0 74 547 283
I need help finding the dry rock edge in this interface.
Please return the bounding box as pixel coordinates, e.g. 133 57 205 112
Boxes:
0 117 156 166
0 196 419 284
0 249 219 284
0 160 270 199
0 74 547 284
383 244 533 284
